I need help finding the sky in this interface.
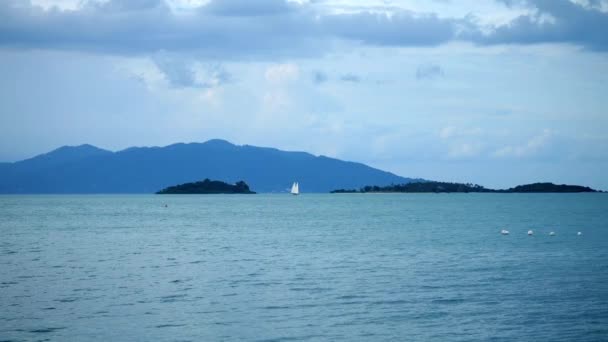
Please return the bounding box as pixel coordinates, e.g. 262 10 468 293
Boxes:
1 0 607 189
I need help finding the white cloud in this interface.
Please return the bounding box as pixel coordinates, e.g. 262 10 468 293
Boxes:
439 126 456 139
262 90 291 111
265 63 300 84
193 63 233 88
437 126 489 159
261 63 301 113
197 87 223 107
492 129 554 158
438 126 483 139
447 142 483 159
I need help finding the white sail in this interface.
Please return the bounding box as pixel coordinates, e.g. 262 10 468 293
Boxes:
291 182 299 195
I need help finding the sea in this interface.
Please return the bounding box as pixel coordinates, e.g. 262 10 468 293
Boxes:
1 193 607 341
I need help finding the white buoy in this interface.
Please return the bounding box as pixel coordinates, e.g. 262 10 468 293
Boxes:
501 229 510 235
549 231 555 236
577 231 582 236
528 230 534 236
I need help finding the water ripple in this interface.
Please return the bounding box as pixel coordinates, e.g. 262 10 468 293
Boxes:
1 193 607 341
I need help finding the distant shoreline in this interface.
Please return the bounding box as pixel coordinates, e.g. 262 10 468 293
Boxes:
330 182 601 194
328 192 605 194
0 192 605 195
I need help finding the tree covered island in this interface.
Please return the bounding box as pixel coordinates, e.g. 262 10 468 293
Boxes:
156 179 255 194
504 183 597 193
331 182 598 193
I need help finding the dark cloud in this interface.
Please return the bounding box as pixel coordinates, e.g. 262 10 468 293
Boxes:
0 0 606 59
0 0 465 58
481 0 608 51
322 11 460 46
209 65 233 85
0 0 318 58
152 52 233 88
92 0 167 12
152 52 197 88
203 0 295 16
312 71 328 84
340 73 361 83
416 64 444 80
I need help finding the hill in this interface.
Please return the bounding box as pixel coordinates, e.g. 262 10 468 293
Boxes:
0 139 416 193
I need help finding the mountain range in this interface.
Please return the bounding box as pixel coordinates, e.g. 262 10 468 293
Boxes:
0 139 417 193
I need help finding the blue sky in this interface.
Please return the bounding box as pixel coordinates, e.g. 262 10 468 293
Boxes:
1 0 607 189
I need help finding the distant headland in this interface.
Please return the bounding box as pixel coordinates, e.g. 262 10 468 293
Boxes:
0 139 414 193
331 182 599 194
156 179 255 194
1 140 604 194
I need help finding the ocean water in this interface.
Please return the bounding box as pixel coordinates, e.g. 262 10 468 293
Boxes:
1 193 607 341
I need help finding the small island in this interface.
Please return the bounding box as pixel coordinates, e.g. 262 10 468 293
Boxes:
331 182 599 194
156 179 256 194
503 183 597 193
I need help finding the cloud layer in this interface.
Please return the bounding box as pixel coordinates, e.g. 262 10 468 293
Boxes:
1 0 608 189
483 0 608 51
2 0 608 60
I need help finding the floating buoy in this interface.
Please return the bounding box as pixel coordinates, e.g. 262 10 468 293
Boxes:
577 232 582 236
528 230 534 236
549 232 555 236
501 229 510 235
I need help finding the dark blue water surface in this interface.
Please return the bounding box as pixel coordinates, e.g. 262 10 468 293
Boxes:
1 194 607 341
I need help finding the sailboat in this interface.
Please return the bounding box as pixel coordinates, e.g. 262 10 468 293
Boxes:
290 182 300 195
